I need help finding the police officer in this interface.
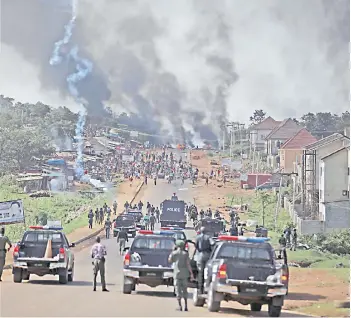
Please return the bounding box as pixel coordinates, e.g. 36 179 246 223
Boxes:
88 209 94 229
91 236 108 292
149 214 156 231
104 218 112 239
278 234 287 258
168 240 194 312
195 226 213 294
113 200 118 215
0 227 12 282
116 227 128 255
155 207 160 223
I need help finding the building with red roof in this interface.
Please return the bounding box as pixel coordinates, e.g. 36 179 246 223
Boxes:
279 128 317 172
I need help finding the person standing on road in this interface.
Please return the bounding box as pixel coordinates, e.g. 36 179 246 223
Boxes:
149 214 156 230
168 240 194 312
143 214 150 230
0 227 12 282
91 236 109 292
117 227 128 255
155 207 160 223
113 200 118 215
104 218 112 239
195 226 213 294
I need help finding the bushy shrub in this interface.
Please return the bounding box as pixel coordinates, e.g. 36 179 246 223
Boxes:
301 229 350 255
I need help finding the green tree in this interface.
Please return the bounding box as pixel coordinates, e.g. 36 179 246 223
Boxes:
250 109 266 125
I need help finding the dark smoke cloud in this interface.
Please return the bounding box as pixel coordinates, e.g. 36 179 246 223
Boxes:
0 0 349 145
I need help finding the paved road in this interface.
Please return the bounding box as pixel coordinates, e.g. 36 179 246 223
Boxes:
0 177 310 317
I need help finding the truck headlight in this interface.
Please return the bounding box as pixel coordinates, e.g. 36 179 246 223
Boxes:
266 273 281 285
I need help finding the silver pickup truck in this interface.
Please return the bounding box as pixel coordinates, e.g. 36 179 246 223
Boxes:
12 228 75 284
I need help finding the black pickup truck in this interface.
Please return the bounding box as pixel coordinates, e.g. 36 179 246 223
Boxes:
122 233 175 294
195 218 224 237
113 215 137 237
189 236 287 317
12 229 75 284
125 209 143 223
160 199 186 229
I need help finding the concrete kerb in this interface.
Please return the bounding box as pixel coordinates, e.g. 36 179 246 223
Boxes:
3 181 145 271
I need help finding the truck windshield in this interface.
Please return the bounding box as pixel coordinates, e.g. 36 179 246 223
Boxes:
23 232 63 244
133 238 174 250
218 244 271 262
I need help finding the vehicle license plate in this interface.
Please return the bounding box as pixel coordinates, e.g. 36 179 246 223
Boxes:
146 272 157 276
245 288 257 292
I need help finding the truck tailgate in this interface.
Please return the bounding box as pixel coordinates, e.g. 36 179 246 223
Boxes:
226 260 275 282
133 250 171 267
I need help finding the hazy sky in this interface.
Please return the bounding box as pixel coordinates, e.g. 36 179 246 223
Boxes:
0 0 349 132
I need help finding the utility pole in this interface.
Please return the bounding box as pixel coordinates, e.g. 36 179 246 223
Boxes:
226 122 235 158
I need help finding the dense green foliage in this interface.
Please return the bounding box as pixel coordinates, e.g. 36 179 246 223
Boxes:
301 230 350 256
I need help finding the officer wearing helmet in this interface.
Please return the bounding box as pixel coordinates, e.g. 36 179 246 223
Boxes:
168 240 194 311
195 226 214 294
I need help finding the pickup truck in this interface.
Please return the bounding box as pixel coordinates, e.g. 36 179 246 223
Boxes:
12 228 75 284
125 209 143 223
122 231 175 294
189 236 287 317
113 215 137 237
195 218 224 237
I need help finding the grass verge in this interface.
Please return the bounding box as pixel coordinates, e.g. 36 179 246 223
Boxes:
0 178 115 242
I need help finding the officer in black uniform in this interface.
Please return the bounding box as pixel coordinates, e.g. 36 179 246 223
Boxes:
195 226 213 294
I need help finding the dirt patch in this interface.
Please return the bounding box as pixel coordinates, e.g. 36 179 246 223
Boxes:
284 268 349 309
190 151 253 221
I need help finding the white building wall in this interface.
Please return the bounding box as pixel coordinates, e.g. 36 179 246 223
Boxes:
306 139 345 190
319 148 350 230
322 149 348 202
251 129 273 149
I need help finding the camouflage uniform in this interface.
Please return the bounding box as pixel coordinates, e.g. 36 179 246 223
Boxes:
169 241 191 301
0 232 12 280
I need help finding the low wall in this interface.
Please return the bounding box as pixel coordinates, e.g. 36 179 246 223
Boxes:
283 197 324 234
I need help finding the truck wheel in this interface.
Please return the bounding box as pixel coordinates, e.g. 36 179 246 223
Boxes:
13 269 23 283
68 265 74 282
207 283 221 312
268 304 282 317
132 282 136 291
193 288 205 307
59 269 69 284
22 272 30 280
123 277 133 294
250 303 262 312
